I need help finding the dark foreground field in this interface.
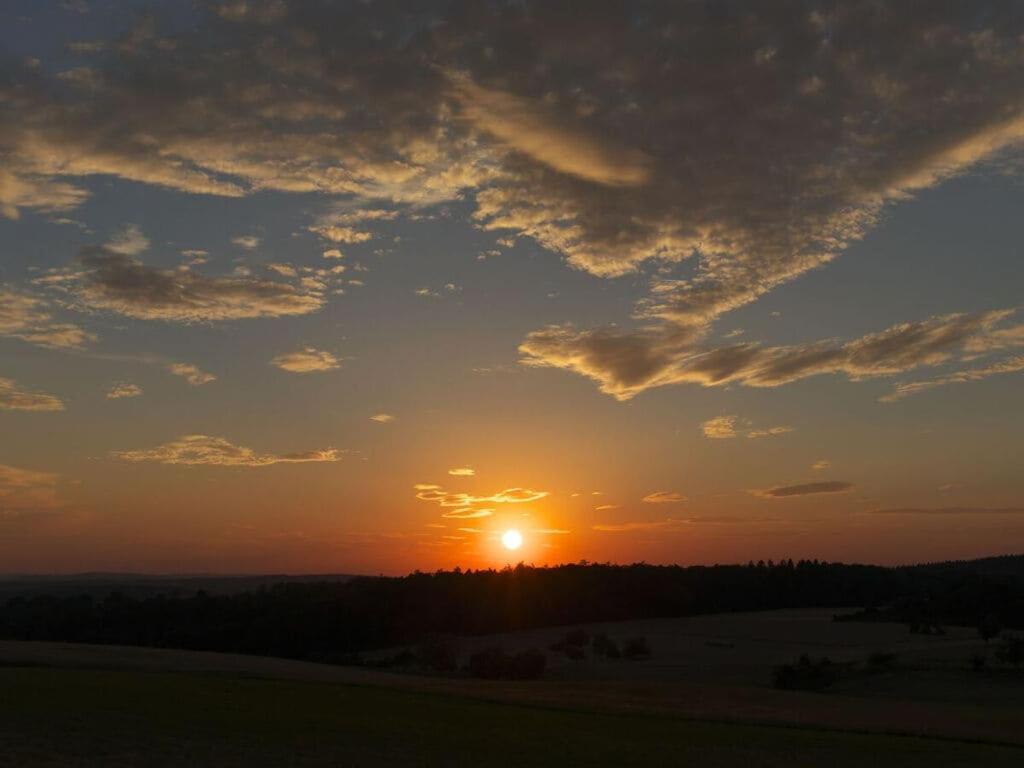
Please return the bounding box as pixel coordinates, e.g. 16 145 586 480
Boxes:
1 664 1022 768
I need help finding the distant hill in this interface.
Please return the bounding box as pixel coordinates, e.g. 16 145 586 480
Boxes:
1 556 1022 663
0 573 357 601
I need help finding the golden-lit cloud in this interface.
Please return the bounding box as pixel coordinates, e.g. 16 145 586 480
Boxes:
231 235 260 250
593 519 681 533
701 416 738 439
869 507 1024 516
812 460 831 471
114 435 342 467
270 347 339 373
0 464 59 512
0 378 65 412
0 289 95 350
104 224 149 256
370 413 395 423
106 383 142 399
448 467 475 477
642 491 687 504
880 355 1024 402
522 310 1021 400
59 248 325 322
450 74 652 187
168 363 216 386
754 481 854 499
415 483 547 519
701 415 792 439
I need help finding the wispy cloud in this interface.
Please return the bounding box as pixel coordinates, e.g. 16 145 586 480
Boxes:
114 435 342 467
0 289 95 350
754 481 854 499
168 362 216 386
0 378 64 412
370 413 395 423
642 491 686 504
448 467 475 477
106 382 142 399
0 464 59 512
270 347 339 373
701 415 792 439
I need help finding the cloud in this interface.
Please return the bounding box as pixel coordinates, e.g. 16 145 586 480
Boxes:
0 378 65 412
270 347 339 373
881 355 1024 402
322 249 343 259
370 413 395 423
642 491 687 504
415 483 548 518
522 310 1020 400
0 288 95 350
448 467 475 477
755 481 854 499
106 382 142 399
59 248 325 322
702 416 738 439
114 435 341 467
0 168 88 220
104 224 149 255
168 362 216 386
2 2 1023 392
812 460 831 471
869 507 1024 515
0 464 59 512
450 74 652 187
593 519 681 533
701 415 793 439
231 235 261 250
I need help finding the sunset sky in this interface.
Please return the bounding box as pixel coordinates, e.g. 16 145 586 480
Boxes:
2 1 1023 574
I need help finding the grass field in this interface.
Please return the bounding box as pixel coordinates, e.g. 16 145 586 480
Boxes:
2 666 1023 767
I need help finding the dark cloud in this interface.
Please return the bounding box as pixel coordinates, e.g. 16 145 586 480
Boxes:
69 248 324 322
755 481 854 498
870 506 1024 515
1 2 1021 391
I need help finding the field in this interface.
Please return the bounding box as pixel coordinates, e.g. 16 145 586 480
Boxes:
2 608 1023 766
3 666 1023 768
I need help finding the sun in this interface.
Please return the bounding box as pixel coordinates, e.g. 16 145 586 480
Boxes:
501 529 523 551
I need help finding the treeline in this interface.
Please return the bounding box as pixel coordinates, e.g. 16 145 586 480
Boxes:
1 557 1022 664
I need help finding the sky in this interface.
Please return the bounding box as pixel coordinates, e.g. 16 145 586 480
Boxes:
2 0 1023 574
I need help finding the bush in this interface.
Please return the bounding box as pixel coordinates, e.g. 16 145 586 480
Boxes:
866 651 898 671
564 644 586 660
970 652 987 672
592 632 621 659
467 646 547 679
622 636 651 660
995 634 1024 669
509 648 546 679
468 646 508 679
773 654 840 691
416 635 459 672
564 628 589 647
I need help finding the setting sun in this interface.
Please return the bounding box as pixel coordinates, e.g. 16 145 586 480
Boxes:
501 529 523 551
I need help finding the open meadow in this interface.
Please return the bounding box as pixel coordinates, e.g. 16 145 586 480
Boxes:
2 608 1023 766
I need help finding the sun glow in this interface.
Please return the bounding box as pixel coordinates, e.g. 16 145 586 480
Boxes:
501 529 523 551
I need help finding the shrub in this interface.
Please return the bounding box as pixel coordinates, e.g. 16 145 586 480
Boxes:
467 646 547 679
416 635 459 672
773 654 840 691
995 634 1024 669
468 646 508 679
592 632 621 659
970 652 987 672
564 644 586 660
564 628 589 647
509 648 546 679
622 636 651 660
866 651 898 671
978 614 1003 644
